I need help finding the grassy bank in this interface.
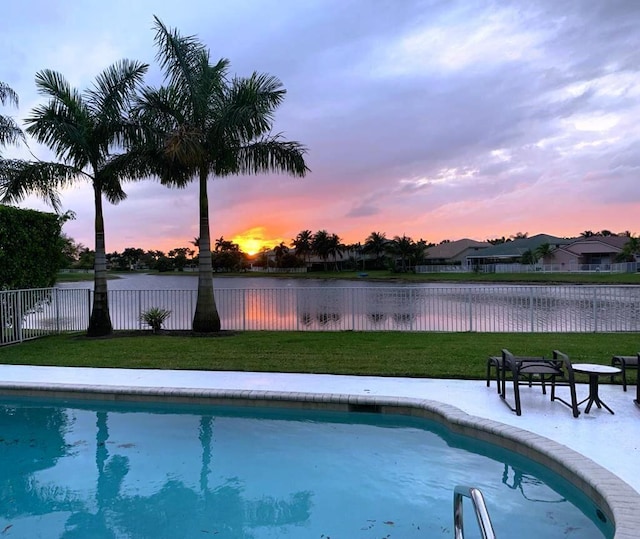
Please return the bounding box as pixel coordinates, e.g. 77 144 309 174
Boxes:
1 331 637 385
56 269 640 284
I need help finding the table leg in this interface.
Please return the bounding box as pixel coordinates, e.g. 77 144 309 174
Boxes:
578 374 615 415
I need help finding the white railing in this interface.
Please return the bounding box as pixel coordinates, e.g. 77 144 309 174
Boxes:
2 285 640 344
416 262 638 274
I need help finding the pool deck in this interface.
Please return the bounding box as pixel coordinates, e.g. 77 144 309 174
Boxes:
1 364 637 496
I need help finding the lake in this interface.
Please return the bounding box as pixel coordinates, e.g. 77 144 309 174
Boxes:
49 274 640 333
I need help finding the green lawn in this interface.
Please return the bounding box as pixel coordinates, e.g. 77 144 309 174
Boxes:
1 331 637 386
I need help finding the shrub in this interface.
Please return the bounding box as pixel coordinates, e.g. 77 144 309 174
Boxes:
139 307 171 333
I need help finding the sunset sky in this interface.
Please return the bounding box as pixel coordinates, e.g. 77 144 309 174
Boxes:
3 0 640 255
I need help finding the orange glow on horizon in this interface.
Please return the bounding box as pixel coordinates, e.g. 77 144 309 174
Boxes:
231 226 286 255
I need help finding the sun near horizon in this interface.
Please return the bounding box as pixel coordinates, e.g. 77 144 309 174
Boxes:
230 226 286 255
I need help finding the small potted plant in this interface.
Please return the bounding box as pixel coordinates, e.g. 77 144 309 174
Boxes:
139 307 172 334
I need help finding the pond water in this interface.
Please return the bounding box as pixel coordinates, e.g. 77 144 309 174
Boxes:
52 274 640 332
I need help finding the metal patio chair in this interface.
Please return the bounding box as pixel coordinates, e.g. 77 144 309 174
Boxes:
500 349 580 418
611 353 639 391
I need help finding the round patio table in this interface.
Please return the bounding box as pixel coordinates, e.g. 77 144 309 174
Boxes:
572 363 621 415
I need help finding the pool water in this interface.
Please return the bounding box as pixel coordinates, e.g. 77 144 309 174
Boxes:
0 398 611 538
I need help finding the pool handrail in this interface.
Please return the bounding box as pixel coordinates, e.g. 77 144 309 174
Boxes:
454 485 496 539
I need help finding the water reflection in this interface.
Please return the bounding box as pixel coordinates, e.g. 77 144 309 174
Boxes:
48 274 640 332
0 400 609 539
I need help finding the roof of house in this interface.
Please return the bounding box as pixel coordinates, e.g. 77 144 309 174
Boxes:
564 236 629 251
466 234 572 259
425 238 490 260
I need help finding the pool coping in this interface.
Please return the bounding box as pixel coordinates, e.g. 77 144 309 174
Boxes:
1 381 638 539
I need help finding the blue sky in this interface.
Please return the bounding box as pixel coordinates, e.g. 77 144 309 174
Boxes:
2 0 640 253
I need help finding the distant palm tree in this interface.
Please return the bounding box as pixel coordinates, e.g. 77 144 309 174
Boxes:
291 229 313 266
0 62 148 336
580 230 595 238
132 17 308 332
363 231 388 269
389 235 416 272
534 242 553 263
520 249 537 265
312 230 331 271
616 236 640 262
327 233 344 270
273 241 289 267
0 81 24 152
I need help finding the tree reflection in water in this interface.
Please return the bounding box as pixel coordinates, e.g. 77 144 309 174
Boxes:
0 403 313 538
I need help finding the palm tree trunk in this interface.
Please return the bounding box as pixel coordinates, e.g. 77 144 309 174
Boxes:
88 183 113 336
193 168 221 332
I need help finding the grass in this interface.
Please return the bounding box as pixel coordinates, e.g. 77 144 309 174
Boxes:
56 269 640 284
1 331 637 386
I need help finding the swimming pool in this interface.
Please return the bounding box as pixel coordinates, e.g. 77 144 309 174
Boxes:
0 396 613 538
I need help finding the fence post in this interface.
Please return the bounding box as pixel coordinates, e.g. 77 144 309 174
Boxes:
351 288 356 330
55 288 60 334
87 289 92 329
530 287 535 332
593 288 598 333
16 291 23 343
243 288 246 331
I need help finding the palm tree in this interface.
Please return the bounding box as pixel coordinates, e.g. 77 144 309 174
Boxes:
0 81 24 152
363 231 388 269
273 241 289 267
291 229 313 267
326 233 344 271
0 62 148 336
534 242 553 264
133 17 308 332
616 236 640 262
389 235 416 272
311 229 331 271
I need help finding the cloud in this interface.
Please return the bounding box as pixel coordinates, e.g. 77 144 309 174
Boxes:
4 0 640 251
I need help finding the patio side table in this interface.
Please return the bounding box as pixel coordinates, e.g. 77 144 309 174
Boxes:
572 363 621 415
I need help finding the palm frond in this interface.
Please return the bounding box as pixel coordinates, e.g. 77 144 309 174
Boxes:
26 70 92 167
98 174 128 204
0 82 19 107
217 73 286 142
152 15 223 110
0 159 83 212
85 59 148 121
0 81 25 151
0 115 25 149
217 136 309 177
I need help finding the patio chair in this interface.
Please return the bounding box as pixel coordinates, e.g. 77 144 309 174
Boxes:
611 353 639 391
500 349 580 418
487 352 550 394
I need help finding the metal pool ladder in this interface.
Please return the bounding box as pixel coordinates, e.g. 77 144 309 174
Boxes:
454 485 496 539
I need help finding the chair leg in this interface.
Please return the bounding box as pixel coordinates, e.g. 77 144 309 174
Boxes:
513 378 522 416
622 367 627 392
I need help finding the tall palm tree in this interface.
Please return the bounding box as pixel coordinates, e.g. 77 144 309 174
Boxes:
134 17 308 332
0 61 148 336
0 81 24 152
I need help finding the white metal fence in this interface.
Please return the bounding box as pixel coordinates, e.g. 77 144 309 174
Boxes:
2 285 640 345
416 262 639 273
